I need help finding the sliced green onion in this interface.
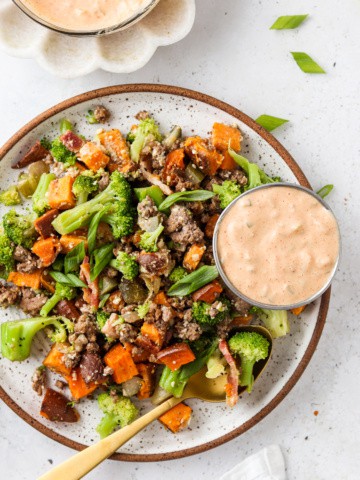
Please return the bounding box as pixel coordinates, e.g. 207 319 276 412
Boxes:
49 271 87 288
60 119 73 134
270 15 308 30
87 206 111 254
90 243 115 282
99 294 110 309
291 52 326 74
158 190 215 212
317 184 334 199
168 265 219 297
255 115 289 132
64 241 86 274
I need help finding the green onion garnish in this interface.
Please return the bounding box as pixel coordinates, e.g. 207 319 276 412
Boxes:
49 271 87 288
158 190 215 212
90 243 115 282
291 52 326 74
317 184 334 199
64 241 86 274
168 265 219 297
255 115 289 132
270 15 308 30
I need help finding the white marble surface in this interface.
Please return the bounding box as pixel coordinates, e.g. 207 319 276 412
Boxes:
0 0 359 479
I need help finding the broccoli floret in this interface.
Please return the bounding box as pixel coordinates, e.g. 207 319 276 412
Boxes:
192 297 231 327
169 266 188 284
1 316 74 361
159 336 217 397
126 130 136 143
96 392 139 438
3 210 36 248
251 307 289 338
228 149 275 190
138 224 164 253
40 283 77 318
52 171 133 235
102 210 134 239
96 310 110 330
85 110 99 125
228 331 270 392
212 180 242 209
111 252 139 280
50 138 77 166
72 172 99 204
32 173 56 216
130 118 162 162
136 301 150 319
0 234 14 277
0 186 22 206
40 138 52 150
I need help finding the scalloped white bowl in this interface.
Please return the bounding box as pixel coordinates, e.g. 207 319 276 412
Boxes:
0 0 195 77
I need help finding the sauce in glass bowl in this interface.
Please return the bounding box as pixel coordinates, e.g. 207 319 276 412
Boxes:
214 183 340 309
18 0 154 33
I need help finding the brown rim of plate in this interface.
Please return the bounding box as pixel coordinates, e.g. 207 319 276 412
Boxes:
0 84 330 462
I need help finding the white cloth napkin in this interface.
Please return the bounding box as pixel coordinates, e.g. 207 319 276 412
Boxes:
219 445 286 480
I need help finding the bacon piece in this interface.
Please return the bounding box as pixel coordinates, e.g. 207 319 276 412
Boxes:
59 131 85 153
55 299 81 321
80 256 99 309
219 339 239 407
12 140 50 169
34 209 59 238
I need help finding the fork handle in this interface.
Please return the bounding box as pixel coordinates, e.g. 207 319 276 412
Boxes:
38 395 183 480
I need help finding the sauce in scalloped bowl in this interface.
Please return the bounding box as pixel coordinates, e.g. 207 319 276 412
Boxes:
215 184 340 307
21 0 151 32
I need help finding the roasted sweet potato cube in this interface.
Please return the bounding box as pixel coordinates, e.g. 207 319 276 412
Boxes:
159 403 192 433
65 367 103 400
98 129 134 173
157 343 196 371
7 270 42 289
60 234 87 254
104 344 138 384
40 388 79 422
48 176 76 210
32 237 61 267
205 213 220 238
290 305 307 315
192 280 223 303
212 122 242 152
43 343 72 376
183 244 206 271
79 141 110 171
141 322 165 347
137 363 156 400
162 149 185 186
184 136 223 176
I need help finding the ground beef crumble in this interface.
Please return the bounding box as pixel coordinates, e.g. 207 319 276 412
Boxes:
31 366 47 396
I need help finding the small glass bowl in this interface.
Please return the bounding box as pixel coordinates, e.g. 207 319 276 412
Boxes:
12 0 160 37
213 183 341 310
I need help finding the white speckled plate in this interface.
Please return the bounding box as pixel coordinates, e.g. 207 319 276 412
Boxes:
0 85 330 461
0 0 195 78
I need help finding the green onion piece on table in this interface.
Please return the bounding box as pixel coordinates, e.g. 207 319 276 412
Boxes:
317 184 334 199
255 115 289 132
291 52 326 74
168 265 219 297
270 15 308 30
158 190 215 212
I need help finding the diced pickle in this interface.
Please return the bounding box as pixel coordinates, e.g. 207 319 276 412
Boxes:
17 172 39 198
100 276 118 296
28 160 49 179
185 163 205 184
119 278 147 304
162 126 182 149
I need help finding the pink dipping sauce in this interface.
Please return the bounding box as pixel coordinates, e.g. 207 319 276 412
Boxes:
21 0 150 31
216 185 339 307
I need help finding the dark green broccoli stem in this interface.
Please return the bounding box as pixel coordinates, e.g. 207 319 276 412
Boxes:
52 172 132 235
159 340 217 397
40 283 77 317
32 173 56 216
1 316 73 361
